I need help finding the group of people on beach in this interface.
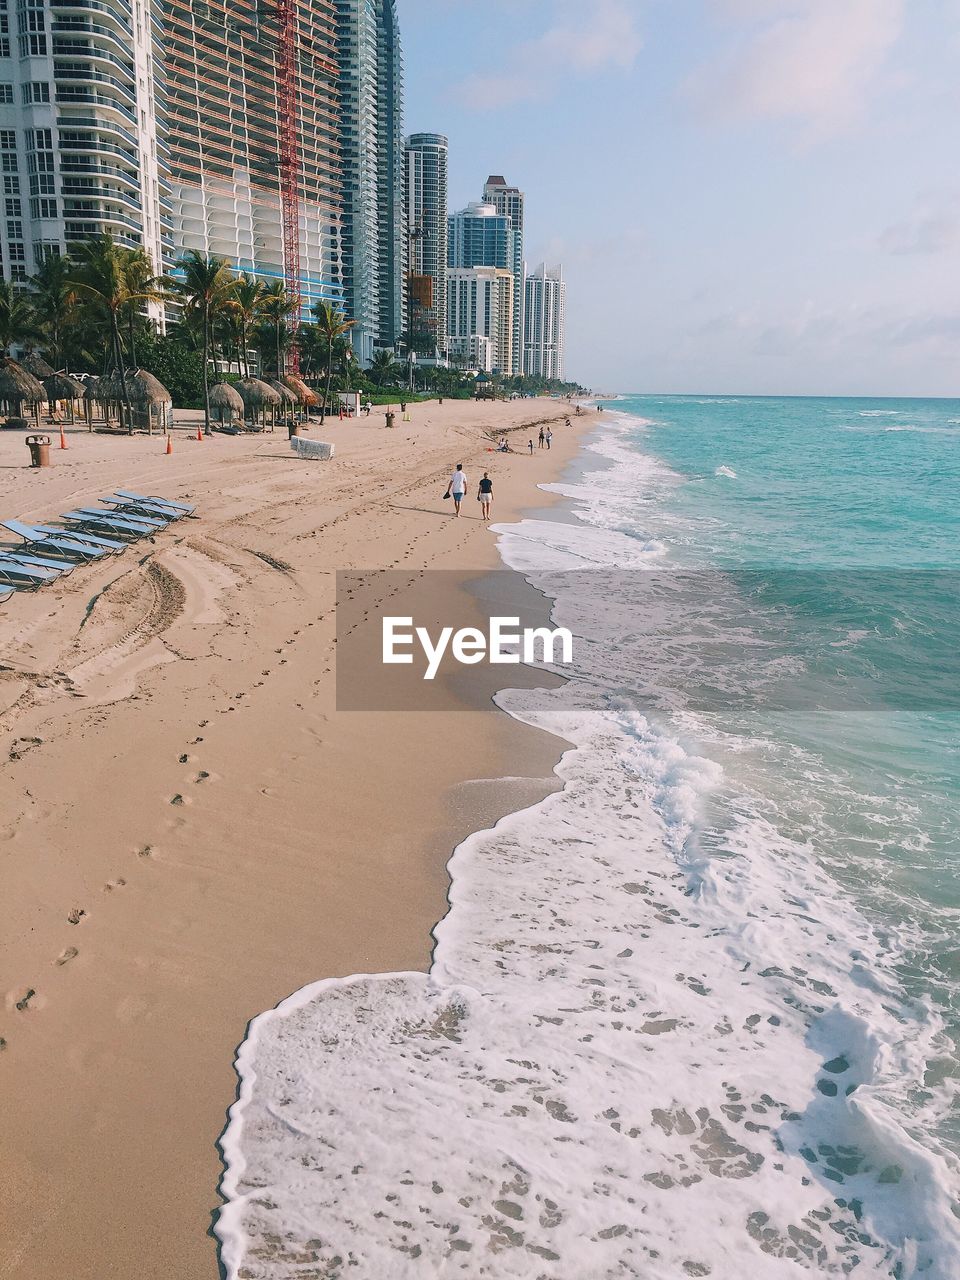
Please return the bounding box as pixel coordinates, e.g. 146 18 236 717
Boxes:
444 464 493 521
444 413 573 522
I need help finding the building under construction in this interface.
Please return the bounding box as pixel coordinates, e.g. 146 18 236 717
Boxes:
162 0 343 320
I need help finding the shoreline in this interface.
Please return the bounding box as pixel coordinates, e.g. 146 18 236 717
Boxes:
0 397 594 1279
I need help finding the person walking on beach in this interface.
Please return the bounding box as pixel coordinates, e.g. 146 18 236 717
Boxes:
445 463 467 516
528 438 534 455
538 427 546 449
478 472 493 522
545 429 553 450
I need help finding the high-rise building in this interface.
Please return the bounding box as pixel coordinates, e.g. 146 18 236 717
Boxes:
404 131 447 356
446 265 513 374
163 0 343 319
448 201 512 275
0 0 168 284
523 262 565 381
482 175 523 374
336 0 405 364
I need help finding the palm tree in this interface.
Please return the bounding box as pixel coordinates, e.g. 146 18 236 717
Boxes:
312 300 355 423
69 235 165 431
121 246 161 369
0 278 40 356
260 282 298 377
168 250 237 435
228 274 265 378
28 254 76 367
368 348 397 388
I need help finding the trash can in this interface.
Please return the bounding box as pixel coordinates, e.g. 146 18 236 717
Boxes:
385 411 395 429
26 434 51 468
288 420 300 440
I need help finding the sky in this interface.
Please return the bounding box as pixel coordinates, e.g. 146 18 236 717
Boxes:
400 0 960 396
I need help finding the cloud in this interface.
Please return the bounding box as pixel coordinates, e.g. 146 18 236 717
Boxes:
686 0 905 137
459 0 642 109
879 196 960 255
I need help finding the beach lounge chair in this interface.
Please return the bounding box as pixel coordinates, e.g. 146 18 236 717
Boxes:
2 520 111 562
3 551 75 577
71 506 168 529
0 555 61 588
113 490 195 516
30 524 126 554
62 510 161 539
105 495 191 521
0 587 12 604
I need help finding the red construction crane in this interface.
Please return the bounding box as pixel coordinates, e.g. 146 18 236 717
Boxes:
277 0 301 372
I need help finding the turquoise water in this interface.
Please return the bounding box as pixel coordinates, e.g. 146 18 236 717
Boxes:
608 394 960 1135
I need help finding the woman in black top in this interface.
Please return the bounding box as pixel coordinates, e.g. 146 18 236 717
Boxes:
478 472 493 522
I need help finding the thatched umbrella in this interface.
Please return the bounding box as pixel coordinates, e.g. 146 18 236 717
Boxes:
43 373 85 425
0 358 44 426
280 374 319 413
21 352 55 380
235 377 281 432
97 369 125 428
209 382 244 424
125 369 172 435
83 376 103 430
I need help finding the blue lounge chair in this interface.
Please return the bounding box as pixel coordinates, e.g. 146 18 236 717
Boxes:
0 587 12 604
31 524 126 554
3 551 75 577
104 495 188 521
113 490 195 516
2 520 111 562
62 510 161 539
0 555 61 588
71 506 168 529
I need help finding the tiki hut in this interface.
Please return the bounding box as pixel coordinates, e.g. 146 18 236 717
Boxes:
125 369 172 435
20 352 56 380
97 369 126 427
83 376 105 430
209 382 244 424
0 358 44 427
235 377 281 432
269 379 299 428
280 374 319 415
43 373 85 425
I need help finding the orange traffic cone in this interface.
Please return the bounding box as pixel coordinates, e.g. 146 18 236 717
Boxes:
165 434 173 455
196 423 203 441
59 424 68 449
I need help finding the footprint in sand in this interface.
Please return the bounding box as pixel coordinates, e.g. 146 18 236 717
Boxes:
12 987 36 1011
170 793 191 806
137 844 153 859
103 878 126 892
195 771 211 783
56 947 78 966
67 907 86 925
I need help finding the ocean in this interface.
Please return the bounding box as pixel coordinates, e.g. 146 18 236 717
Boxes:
217 396 960 1278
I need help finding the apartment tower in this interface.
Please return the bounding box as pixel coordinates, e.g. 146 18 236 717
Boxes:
447 264 513 373
336 0 405 364
163 0 342 318
404 131 447 356
0 0 168 283
523 262 565 381
482 174 523 374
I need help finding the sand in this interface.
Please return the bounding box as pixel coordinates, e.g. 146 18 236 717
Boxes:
0 398 590 1279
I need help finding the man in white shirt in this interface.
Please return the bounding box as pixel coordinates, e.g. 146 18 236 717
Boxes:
445 463 468 517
